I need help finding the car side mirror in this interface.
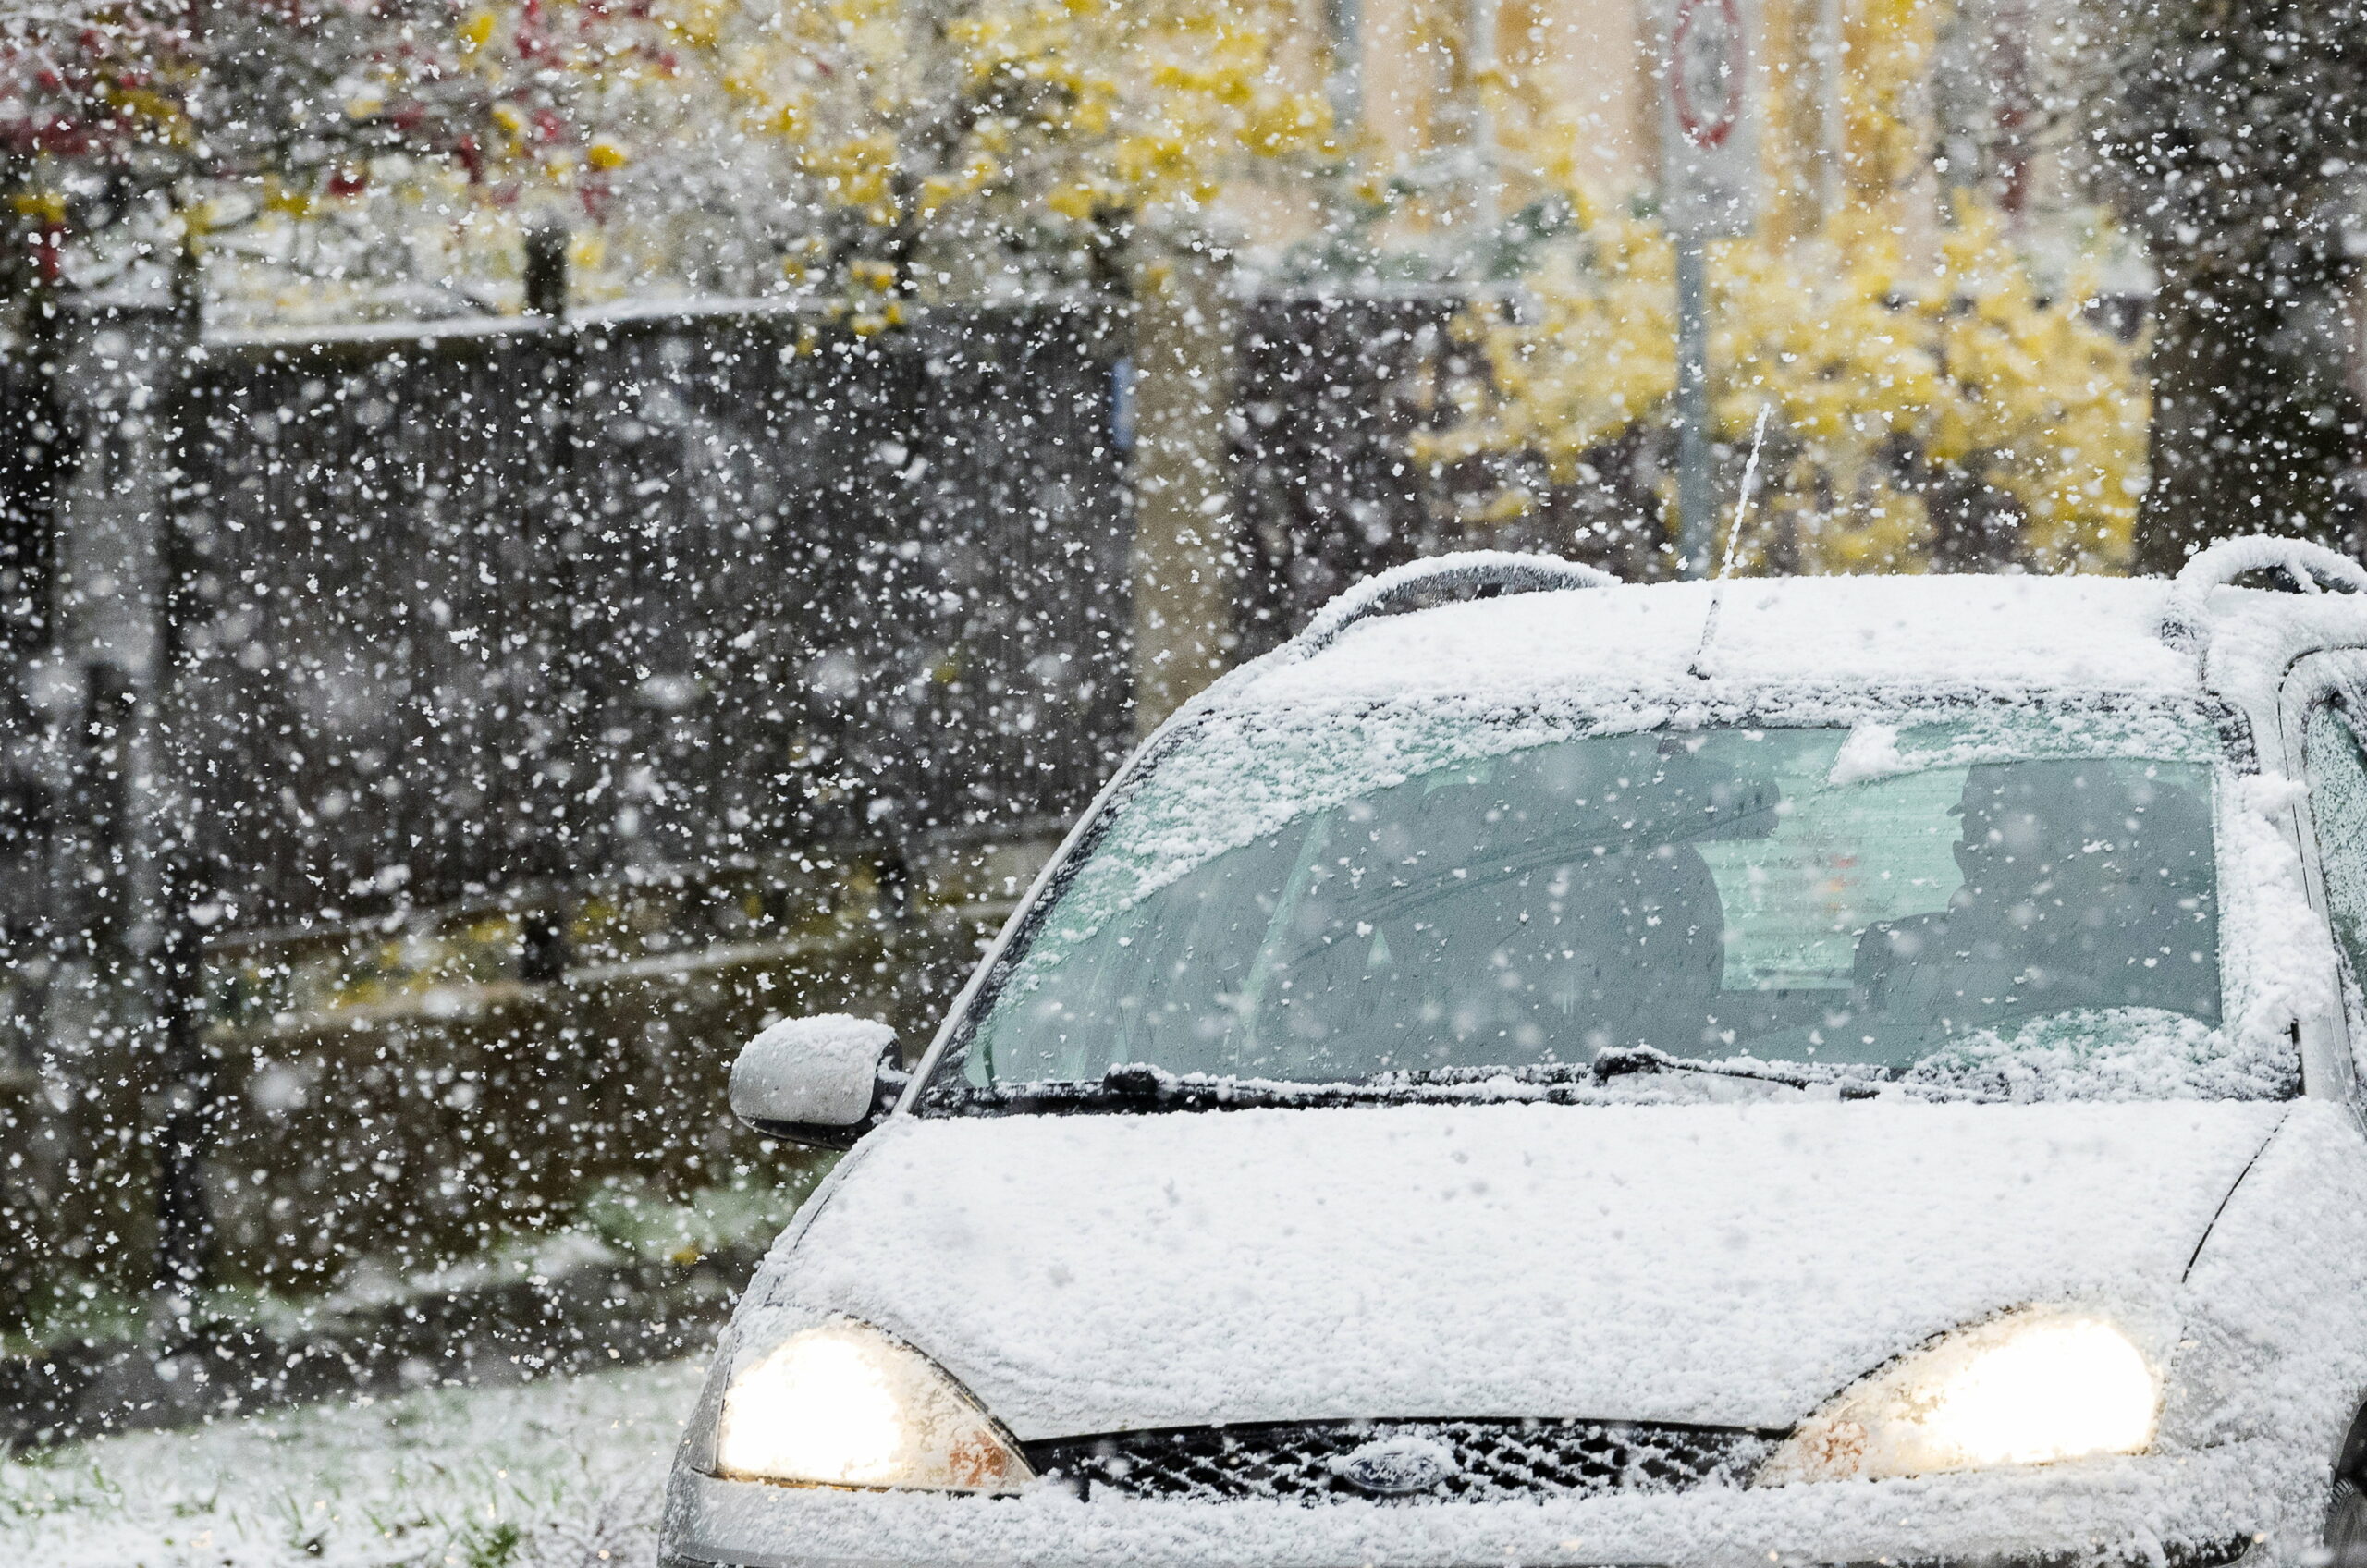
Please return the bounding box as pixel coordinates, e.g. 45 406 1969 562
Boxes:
730 1014 906 1149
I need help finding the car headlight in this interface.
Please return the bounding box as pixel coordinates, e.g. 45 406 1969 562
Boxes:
1758 1310 2159 1485
715 1318 1034 1493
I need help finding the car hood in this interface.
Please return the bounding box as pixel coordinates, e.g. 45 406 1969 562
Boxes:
754 1098 2286 1439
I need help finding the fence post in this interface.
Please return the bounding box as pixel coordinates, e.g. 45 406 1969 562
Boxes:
522 218 580 978
151 245 214 1314
524 220 570 322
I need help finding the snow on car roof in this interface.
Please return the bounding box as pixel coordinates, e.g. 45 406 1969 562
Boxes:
1226 571 2367 717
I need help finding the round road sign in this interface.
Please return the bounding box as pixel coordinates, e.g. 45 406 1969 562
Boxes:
1671 0 1745 151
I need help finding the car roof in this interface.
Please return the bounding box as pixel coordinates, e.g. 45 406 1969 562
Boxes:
1219 568 2367 723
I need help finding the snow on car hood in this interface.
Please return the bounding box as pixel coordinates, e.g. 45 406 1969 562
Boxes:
755 1098 2285 1439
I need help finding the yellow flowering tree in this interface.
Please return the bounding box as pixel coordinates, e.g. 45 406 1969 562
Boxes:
0 0 1325 323
688 0 1328 325
1426 201 2147 574
297 0 1331 322
1424 0 2149 576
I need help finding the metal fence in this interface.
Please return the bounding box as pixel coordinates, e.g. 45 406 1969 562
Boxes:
175 303 1134 932
0 298 1142 1331
11 293 1493 979
0 287 1474 1336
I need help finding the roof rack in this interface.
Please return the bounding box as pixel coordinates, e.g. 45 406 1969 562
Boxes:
1289 551 1621 661
2162 535 2367 654
2176 535 2367 598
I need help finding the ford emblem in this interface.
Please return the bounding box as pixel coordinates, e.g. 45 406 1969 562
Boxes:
1333 1436 1458 1496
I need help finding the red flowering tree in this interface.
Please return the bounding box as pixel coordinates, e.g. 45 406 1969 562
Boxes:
0 0 655 308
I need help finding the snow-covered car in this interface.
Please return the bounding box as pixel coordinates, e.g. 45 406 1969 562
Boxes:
663 536 2367 1568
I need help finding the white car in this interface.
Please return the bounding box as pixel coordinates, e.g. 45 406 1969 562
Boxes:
663 537 2367 1568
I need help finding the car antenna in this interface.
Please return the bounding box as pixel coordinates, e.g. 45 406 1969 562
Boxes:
1689 402 1771 680
1720 402 1772 580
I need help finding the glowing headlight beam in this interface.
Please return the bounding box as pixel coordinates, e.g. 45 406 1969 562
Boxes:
715 1319 1033 1493
720 1328 912 1485
1924 1318 2156 1467
1760 1311 2159 1486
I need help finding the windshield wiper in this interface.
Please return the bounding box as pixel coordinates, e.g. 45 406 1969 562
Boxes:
953 1061 1633 1115
1587 1045 1891 1099
953 1064 1397 1115
943 1033 2025 1116
950 1053 1894 1116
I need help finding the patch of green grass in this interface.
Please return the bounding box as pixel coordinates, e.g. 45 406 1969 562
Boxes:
455 1517 525 1568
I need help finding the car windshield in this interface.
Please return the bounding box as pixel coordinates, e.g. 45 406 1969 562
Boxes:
927 705 2278 1108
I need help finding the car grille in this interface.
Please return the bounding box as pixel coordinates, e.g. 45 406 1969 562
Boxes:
1025 1417 1775 1503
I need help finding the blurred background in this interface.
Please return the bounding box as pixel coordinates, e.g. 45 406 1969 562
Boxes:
0 0 2355 1439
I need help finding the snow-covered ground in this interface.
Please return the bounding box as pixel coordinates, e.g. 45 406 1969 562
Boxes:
0 1355 705 1567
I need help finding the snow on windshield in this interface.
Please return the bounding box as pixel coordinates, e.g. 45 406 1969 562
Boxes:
936 703 2278 1102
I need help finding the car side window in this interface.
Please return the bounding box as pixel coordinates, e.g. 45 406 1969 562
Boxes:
2304 700 2367 1002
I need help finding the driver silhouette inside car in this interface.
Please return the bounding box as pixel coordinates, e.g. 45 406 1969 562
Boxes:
1852 760 2216 1035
